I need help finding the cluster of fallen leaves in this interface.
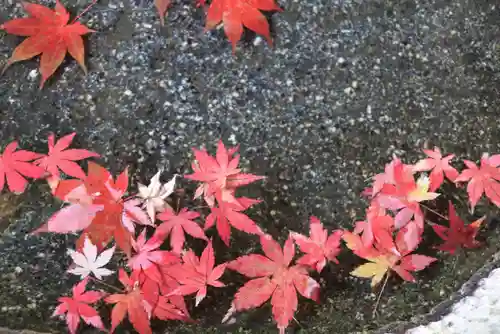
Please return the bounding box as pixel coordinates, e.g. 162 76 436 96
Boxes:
1 0 282 88
1 135 497 334
345 148 491 290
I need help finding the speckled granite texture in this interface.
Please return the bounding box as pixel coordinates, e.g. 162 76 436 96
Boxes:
1 0 500 333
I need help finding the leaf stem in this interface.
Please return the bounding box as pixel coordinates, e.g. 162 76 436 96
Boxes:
72 0 98 23
372 272 390 318
87 275 123 293
420 203 449 221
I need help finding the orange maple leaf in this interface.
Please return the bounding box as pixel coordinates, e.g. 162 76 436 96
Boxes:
204 0 282 53
154 0 171 26
0 0 94 88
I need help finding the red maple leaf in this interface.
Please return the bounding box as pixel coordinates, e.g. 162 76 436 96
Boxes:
205 195 263 246
167 240 226 306
223 234 320 334
455 154 500 209
373 159 439 229
157 255 191 317
0 0 94 88
52 277 105 334
352 203 396 253
290 216 343 272
34 132 99 180
105 269 153 334
34 162 151 256
155 207 207 254
204 0 282 53
345 221 436 286
133 265 192 323
129 229 178 284
412 147 459 192
0 141 44 193
432 202 485 254
185 140 264 206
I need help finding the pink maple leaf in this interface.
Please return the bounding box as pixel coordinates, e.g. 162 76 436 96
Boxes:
0 141 44 193
412 147 458 191
52 277 105 334
34 132 99 180
205 195 263 246
155 207 207 254
455 153 500 210
129 229 178 284
167 240 226 306
290 216 343 272
224 234 320 334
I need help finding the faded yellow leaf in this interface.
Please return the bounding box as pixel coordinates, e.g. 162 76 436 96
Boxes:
350 257 390 287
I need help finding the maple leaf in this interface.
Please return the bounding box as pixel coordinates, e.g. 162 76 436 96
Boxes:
34 132 99 180
157 255 191 317
455 154 500 210
153 294 191 322
0 141 44 193
204 0 282 53
364 157 414 197
347 225 436 287
374 159 439 229
205 195 263 246
412 147 459 192
34 162 146 256
105 269 153 334
0 0 94 88
155 207 208 254
432 202 485 254
129 229 178 284
154 0 171 25
223 234 320 334
185 140 264 206
352 204 396 252
67 237 115 279
290 216 343 272
52 277 105 334
122 198 154 234
137 171 177 223
167 240 226 306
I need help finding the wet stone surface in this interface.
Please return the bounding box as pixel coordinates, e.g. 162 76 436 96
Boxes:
1 0 500 333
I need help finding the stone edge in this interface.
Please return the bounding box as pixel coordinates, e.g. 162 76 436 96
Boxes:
373 249 500 334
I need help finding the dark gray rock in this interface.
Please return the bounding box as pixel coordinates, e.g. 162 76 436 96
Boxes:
1 0 500 332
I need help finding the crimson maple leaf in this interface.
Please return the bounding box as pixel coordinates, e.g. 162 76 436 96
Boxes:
432 202 485 254
455 154 500 210
155 207 208 254
205 195 263 246
223 234 320 334
0 0 94 88
412 147 459 192
167 240 226 306
105 269 153 334
0 141 45 193
290 216 343 272
204 0 282 53
52 277 105 334
34 132 99 180
185 140 264 206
